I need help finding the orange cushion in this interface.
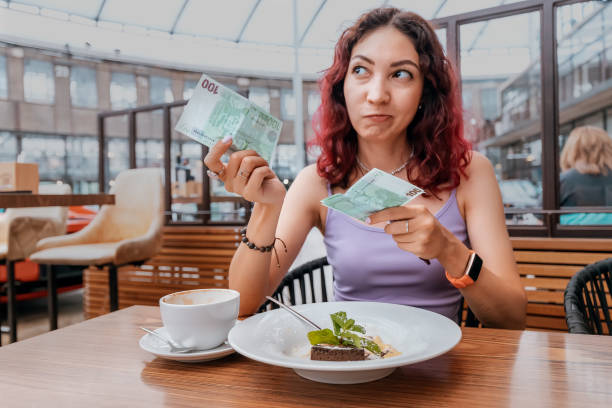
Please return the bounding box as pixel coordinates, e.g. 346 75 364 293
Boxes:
0 260 39 282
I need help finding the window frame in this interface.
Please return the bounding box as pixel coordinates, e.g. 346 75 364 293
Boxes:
432 0 611 238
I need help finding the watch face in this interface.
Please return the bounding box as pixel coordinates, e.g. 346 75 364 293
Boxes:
469 253 483 282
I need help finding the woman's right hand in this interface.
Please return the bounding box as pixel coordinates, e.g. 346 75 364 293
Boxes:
203 137 286 206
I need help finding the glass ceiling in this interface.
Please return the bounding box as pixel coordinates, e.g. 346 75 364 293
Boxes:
0 0 523 78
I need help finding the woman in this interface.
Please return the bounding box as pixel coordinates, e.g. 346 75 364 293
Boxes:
204 8 526 328
560 125 612 225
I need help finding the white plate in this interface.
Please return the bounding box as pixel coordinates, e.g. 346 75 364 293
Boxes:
227 301 461 384
139 327 235 363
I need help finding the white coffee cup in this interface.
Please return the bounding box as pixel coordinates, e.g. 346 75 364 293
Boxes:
159 288 240 350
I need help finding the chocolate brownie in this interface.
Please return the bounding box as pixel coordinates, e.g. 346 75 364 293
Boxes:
310 344 365 361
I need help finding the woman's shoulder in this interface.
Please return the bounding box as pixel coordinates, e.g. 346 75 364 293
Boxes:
456 150 495 189
455 151 497 214
290 163 328 199
465 150 493 175
295 163 327 184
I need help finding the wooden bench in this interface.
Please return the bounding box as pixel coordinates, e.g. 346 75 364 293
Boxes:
84 226 241 318
84 228 611 332
511 237 612 331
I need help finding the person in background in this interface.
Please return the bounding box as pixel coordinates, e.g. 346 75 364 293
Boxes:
205 7 526 328
560 125 612 225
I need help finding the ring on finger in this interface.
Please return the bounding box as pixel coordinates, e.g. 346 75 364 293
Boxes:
207 167 225 179
405 220 409 233
239 170 251 179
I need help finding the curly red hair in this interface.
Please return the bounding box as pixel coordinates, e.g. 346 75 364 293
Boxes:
310 7 471 194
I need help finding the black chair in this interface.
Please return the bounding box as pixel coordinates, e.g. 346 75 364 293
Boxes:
564 257 612 335
258 257 331 313
258 256 480 327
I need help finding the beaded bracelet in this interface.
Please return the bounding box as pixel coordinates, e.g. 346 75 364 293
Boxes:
240 228 287 269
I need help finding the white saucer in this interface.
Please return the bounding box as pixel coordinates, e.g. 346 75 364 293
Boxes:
139 327 235 363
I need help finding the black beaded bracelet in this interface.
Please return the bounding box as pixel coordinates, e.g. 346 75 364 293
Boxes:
240 228 287 268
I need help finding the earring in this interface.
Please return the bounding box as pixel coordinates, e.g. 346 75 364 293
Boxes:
418 104 422 110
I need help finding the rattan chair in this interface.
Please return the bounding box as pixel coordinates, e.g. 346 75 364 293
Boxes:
564 257 612 335
257 256 480 327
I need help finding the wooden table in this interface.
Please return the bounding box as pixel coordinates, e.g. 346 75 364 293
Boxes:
1 306 611 407
0 193 115 208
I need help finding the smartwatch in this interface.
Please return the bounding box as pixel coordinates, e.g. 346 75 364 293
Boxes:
445 250 482 289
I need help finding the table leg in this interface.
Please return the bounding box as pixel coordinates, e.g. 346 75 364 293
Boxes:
47 265 58 331
109 265 118 312
7 260 17 343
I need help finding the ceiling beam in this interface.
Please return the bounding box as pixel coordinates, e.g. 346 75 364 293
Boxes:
432 0 447 19
236 0 262 43
467 1 505 52
170 0 189 34
299 0 327 46
95 0 107 22
466 20 491 52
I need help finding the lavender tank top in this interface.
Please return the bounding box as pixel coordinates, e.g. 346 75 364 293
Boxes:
324 185 468 322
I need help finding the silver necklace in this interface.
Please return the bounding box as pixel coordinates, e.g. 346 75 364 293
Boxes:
355 155 410 176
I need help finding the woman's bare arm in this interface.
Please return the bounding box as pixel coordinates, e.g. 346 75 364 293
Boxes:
446 152 527 328
229 164 325 315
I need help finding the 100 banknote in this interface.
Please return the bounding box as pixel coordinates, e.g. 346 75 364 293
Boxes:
175 74 283 163
321 168 424 221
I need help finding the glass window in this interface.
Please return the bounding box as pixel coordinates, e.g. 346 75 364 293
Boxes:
437 0 524 19
0 131 16 162
575 111 604 129
249 87 270 112
281 89 295 120
462 89 473 111
480 88 499 120
182 79 197 100
20 134 66 181
557 1 612 226
24 59 55 104
149 75 174 105
272 144 298 181
106 138 129 188
66 136 98 193
557 1 609 106
0 55 7 98
70 66 98 108
307 91 320 117
460 11 543 225
222 82 238 91
110 72 137 110
136 139 164 168
435 28 446 54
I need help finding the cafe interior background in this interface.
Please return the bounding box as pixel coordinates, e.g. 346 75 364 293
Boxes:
0 0 610 343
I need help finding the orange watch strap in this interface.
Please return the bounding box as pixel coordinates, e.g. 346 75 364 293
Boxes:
445 270 475 289
445 250 477 289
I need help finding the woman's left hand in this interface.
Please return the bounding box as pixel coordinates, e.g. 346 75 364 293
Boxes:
367 205 449 261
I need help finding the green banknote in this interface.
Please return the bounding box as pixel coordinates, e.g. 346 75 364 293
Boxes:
321 168 424 221
175 74 283 163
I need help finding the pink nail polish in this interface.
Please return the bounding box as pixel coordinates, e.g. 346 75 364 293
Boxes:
365 217 371 224
222 135 233 143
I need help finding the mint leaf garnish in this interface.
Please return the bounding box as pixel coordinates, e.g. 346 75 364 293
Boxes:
306 311 382 357
307 329 340 346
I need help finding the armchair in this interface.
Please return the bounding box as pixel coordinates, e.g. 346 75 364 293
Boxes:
30 168 164 327
0 183 70 343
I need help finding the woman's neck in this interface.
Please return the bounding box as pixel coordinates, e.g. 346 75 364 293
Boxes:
357 139 412 174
